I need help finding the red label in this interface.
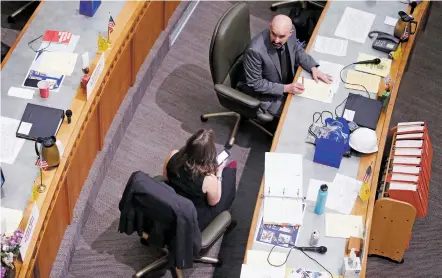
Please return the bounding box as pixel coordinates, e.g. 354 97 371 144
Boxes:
42 30 72 44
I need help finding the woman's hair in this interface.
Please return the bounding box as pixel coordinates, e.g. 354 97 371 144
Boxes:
175 129 218 179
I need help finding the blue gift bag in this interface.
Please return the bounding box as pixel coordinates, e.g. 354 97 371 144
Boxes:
79 0 101 17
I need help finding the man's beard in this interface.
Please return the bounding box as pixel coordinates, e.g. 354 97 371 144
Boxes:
272 41 282 48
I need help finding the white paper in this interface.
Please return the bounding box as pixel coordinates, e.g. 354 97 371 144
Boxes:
343 109 355 122
20 202 39 261
17 122 32 135
263 197 304 226
395 148 422 156
36 51 78 76
0 208 23 234
39 35 80 53
384 16 398 27
264 153 303 198
393 156 421 165
0 117 26 164
334 7 376 44
296 77 333 103
396 133 424 139
318 60 345 96
325 213 363 238
314 36 348 56
56 140 65 157
240 264 286 278
354 53 392 77
392 165 420 174
82 52 90 69
246 250 288 268
87 53 105 99
7 87 35 99
306 175 362 215
397 125 424 133
395 140 423 148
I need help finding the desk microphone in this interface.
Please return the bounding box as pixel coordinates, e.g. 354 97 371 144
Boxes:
294 246 328 254
353 58 381 65
65 109 72 124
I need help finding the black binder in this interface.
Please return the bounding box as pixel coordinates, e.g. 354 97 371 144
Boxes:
344 93 382 130
16 103 64 141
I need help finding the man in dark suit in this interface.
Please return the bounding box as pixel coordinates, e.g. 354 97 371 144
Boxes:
239 14 332 117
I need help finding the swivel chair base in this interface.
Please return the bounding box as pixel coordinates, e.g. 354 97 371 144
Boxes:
200 112 273 149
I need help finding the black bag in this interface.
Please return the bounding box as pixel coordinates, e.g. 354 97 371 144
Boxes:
289 2 325 45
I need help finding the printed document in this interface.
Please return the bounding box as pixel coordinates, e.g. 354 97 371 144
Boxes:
314 35 348 56
296 77 333 103
306 175 362 215
7 87 35 99
334 7 376 44
246 250 288 268
240 264 286 278
0 116 27 164
325 213 363 238
318 60 345 96
345 70 381 94
0 208 23 234
36 51 78 76
354 53 392 77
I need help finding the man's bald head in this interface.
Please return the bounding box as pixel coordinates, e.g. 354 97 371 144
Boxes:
269 14 294 49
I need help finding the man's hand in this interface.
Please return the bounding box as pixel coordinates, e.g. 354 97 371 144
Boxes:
284 82 304 94
311 67 333 84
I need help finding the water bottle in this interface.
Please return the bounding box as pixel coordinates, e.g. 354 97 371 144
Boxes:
314 184 328 215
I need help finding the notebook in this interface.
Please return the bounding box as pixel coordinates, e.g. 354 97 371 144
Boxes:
343 93 382 130
16 103 64 141
263 153 304 226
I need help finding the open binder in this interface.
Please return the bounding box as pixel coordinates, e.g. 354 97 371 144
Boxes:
263 153 304 226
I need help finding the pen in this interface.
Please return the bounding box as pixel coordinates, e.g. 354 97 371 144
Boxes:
302 76 304 85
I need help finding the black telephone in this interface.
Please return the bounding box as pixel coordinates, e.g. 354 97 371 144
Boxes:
368 31 400 53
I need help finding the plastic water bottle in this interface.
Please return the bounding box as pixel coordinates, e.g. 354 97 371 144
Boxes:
314 184 328 215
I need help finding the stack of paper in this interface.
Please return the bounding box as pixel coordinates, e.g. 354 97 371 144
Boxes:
334 7 376 44
1 208 24 234
296 77 333 103
0 116 27 164
325 213 363 238
240 264 285 278
314 36 348 56
306 174 362 215
345 70 381 94
355 53 392 77
246 250 287 268
263 153 304 226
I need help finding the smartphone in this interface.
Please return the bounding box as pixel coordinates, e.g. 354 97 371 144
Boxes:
217 149 230 165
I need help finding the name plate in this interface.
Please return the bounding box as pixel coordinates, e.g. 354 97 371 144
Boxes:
19 202 39 261
86 52 105 99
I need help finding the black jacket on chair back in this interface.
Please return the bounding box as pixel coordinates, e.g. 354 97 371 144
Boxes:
118 171 202 269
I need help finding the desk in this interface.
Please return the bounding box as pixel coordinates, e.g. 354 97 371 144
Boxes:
0 1 181 277
244 1 430 276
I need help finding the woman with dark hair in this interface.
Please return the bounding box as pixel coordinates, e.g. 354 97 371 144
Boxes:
162 129 237 230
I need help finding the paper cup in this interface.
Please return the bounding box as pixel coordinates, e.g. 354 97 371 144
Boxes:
37 80 50 98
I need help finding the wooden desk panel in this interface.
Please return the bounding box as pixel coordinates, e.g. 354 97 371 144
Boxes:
7 1 183 277
244 1 430 277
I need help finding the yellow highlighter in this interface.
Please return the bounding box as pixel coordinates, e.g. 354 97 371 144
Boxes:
359 164 372 201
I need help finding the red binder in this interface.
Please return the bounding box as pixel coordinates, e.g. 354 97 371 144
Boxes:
387 122 432 218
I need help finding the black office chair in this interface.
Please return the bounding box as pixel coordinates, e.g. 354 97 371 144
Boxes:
201 2 274 149
122 174 235 278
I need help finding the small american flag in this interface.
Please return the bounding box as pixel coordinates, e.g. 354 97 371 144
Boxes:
108 13 116 34
36 158 48 169
363 165 372 183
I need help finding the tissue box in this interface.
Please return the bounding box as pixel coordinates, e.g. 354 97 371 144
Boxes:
342 256 361 278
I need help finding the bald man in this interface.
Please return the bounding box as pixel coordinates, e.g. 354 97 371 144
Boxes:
238 15 332 117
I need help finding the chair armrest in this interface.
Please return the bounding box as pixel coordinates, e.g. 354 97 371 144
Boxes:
153 175 167 183
201 211 231 249
214 84 260 109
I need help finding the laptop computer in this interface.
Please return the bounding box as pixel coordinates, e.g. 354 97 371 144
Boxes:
16 103 64 141
343 93 382 130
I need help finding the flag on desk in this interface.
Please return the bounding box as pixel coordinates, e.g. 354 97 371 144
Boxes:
35 158 48 169
108 13 116 34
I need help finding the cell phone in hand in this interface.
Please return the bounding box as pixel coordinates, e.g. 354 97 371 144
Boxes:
217 149 230 166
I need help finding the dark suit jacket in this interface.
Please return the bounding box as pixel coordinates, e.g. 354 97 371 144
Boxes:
118 171 202 269
238 28 318 114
